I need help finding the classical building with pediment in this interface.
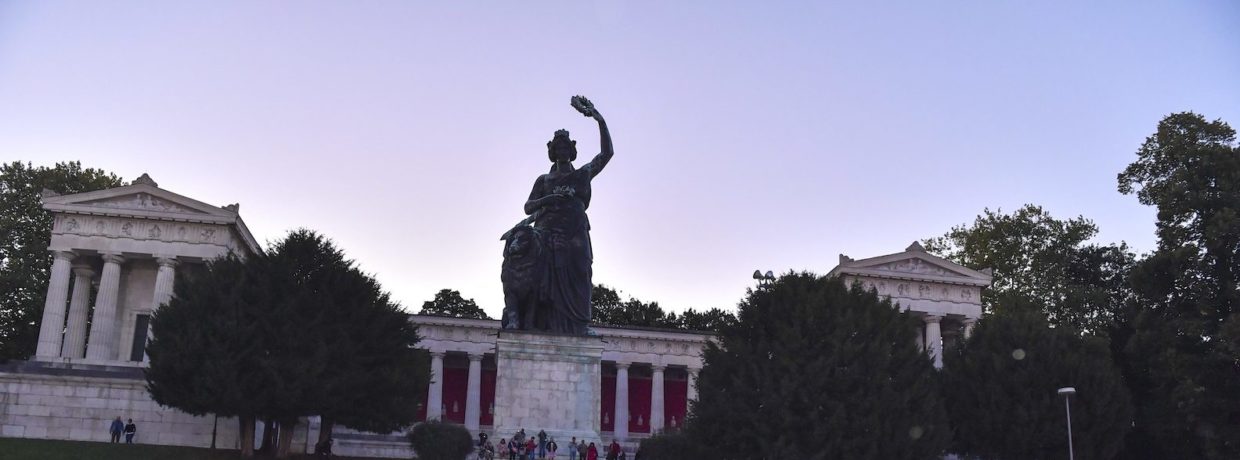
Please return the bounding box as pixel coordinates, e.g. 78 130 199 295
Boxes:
0 175 989 458
828 242 992 368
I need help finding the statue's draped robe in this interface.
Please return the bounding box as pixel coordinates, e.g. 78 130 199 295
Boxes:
523 156 606 335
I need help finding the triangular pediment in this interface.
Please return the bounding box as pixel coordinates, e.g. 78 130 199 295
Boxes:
42 176 239 222
829 242 993 287
77 192 208 214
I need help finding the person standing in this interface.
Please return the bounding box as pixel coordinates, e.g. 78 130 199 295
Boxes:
108 417 124 443
586 442 598 460
123 419 137 444
547 438 558 460
568 437 578 460
526 437 536 460
538 430 548 459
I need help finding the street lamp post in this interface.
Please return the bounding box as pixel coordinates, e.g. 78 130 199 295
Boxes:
1058 387 1076 460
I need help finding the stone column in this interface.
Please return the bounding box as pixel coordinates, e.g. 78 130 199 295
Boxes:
86 253 124 361
35 250 75 358
152 256 178 309
62 265 95 359
686 367 700 404
614 362 630 441
426 351 445 420
963 318 977 339
465 353 483 432
650 365 666 432
924 315 943 369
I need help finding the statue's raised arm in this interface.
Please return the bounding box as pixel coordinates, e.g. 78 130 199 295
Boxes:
572 95 613 178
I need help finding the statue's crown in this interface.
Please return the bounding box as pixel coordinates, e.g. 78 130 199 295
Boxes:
553 129 570 138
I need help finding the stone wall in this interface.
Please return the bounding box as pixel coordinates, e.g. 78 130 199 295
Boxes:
0 364 309 454
0 370 239 447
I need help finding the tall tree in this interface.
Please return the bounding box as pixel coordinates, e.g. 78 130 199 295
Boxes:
941 303 1132 460
147 230 430 458
923 205 1136 335
0 161 122 361
146 254 269 457
419 289 489 319
683 273 949 459
1117 112 1240 459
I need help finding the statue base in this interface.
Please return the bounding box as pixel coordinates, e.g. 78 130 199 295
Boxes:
492 330 604 445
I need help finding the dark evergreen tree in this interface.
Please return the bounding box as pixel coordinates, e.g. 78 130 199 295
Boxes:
0 161 122 361
941 304 1132 460
419 288 490 319
146 254 269 457
683 272 949 459
147 230 430 458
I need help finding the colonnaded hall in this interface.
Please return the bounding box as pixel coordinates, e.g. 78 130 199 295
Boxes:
0 175 990 458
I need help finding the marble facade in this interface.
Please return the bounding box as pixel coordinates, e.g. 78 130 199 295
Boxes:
1 177 990 458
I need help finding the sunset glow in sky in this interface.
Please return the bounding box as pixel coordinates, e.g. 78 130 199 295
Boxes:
3 2 1238 317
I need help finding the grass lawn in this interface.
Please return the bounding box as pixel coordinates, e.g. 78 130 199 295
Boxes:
0 437 389 459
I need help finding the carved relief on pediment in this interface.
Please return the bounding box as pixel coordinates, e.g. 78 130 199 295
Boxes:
79 193 205 214
53 215 226 245
872 258 955 277
850 276 981 304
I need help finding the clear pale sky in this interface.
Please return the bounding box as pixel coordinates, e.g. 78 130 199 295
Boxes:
2 2 1238 318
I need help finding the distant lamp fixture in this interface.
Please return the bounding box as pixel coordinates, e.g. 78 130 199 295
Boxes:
753 270 776 286
1058 387 1076 460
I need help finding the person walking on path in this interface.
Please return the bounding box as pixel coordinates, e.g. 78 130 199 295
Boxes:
123 419 137 444
606 440 620 460
567 438 578 460
547 438 558 460
108 417 124 443
586 442 598 460
538 430 548 459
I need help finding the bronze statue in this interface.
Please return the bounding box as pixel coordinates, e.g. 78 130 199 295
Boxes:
501 96 613 334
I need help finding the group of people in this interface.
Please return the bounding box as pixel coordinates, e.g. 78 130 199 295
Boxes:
107 416 137 444
474 429 637 460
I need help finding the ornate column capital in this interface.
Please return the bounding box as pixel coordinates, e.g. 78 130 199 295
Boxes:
72 265 95 278
615 361 631 370
100 252 125 265
467 352 484 362
687 366 700 376
962 318 977 325
155 256 179 268
51 250 76 262
923 314 943 324
430 351 446 359
651 364 667 372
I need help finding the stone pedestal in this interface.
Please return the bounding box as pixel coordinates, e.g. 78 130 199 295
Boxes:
493 331 603 444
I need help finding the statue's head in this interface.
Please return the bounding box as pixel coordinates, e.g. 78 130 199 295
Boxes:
547 129 577 163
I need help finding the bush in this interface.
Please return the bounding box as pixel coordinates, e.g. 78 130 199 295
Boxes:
408 420 474 460
638 432 706 460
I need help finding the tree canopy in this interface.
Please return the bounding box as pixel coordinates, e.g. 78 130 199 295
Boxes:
1117 112 1240 459
679 273 949 459
146 230 429 458
591 284 736 333
941 304 1132 460
419 289 490 319
923 204 1136 335
0 161 122 361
